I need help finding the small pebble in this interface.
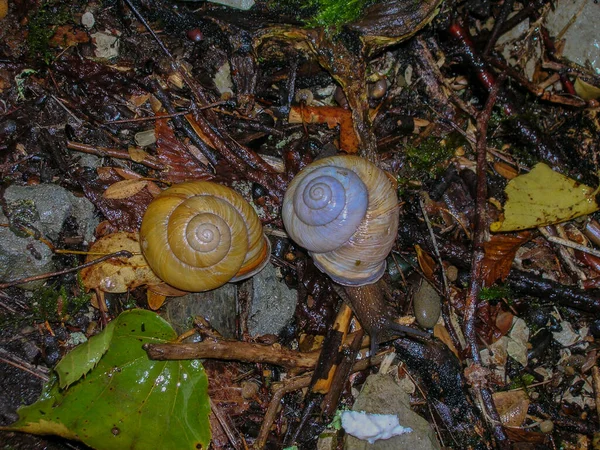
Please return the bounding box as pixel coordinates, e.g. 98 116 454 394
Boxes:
413 280 441 329
187 28 203 42
539 420 553 434
240 380 259 399
81 11 95 29
368 79 387 99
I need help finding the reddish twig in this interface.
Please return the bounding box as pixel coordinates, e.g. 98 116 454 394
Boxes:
463 77 509 447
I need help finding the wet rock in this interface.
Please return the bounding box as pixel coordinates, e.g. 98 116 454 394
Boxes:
162 283 238 338
248 262 298 337
3 184 97 242
0 184 98 289
546 0 600 74
344 373 440 450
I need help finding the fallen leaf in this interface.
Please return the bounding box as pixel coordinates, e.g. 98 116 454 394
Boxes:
0 0 7 20
6 310 211 449
50 25 90 48
574 77 600 101
112 167 144 180
480 232 531 286
155 118 213 183
147 290 167 310
288 106 359 153
103 179 148 199
81 231 163 293
493 390 530 427
415 244 436 280
491 163 599 232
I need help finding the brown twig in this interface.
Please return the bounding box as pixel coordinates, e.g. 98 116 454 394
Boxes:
463 75 509 446
66 141 165 170
0 250 133 289
144 339 321 371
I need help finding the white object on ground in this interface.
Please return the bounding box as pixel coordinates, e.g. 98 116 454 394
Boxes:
341 410 412 444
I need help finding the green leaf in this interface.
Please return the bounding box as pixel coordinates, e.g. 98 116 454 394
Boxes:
7 310 211 449
56 319 116 389
491 163 600 232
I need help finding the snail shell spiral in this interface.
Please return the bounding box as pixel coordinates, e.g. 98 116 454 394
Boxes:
140 181 270 292
282 155 399 286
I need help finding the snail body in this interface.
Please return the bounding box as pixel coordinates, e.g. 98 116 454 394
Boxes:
140 181 270 292
282 155 399 286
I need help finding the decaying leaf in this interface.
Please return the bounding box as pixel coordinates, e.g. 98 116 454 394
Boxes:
493 390 530 427
155 118 213 183
6 310 211 450
81 231 163 293
288 106 359 153
480 232 531 286
102 179 148 199
415 244 436 280
491 163 599 232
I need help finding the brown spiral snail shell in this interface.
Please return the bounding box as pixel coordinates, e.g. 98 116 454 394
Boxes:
140 181 270 292
282 155 399 285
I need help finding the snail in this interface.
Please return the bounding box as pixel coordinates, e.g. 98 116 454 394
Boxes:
283 155 429 349
282 155 400 286
140 181 270 292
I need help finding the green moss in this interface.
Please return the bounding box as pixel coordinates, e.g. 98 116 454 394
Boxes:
27 1 72 63
269 0 376 29
506 373 535 390
478 285 512 302
405 136 454 178
31 276 91 322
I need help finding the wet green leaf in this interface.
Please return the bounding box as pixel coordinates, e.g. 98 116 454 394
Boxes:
7 310 211 449
491 163 599 232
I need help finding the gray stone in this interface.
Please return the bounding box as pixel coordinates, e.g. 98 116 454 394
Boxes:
162 283 238 338
345 373 441 450
248 262 298 337
4 184 97 242
0 184 98 289
546 0 600 74
0 210 55 289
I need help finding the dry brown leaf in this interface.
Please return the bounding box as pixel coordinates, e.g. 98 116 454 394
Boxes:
495 310 514 338
113 167 144 180
493 390 530 427
103 179 148 199
81 231 163 293
147 282 187 297
128 93 150 107
0 0 8 20
146 181 162 197
154 118 213 183
128 146 150 163
147 290 167 310
433 324 459 358
415 244 436 281
494 161 519 180
50 25 90 47
288 106 359 153
480 232 531 287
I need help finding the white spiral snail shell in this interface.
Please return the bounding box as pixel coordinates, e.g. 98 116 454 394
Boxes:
282 155 399 286
140 181 270 292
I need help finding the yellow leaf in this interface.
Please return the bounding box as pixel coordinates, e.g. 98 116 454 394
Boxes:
491 163 599 232
102 179 148 199
574 77 600 101
81 232 163 293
